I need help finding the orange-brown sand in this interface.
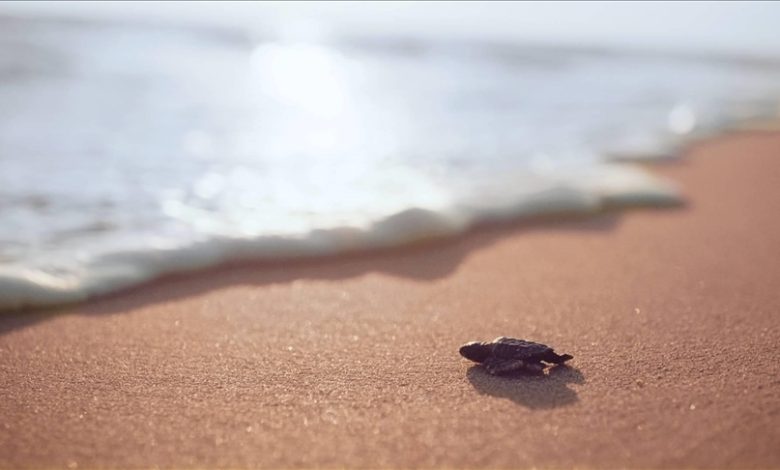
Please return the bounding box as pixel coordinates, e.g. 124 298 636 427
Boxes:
2 132 780 469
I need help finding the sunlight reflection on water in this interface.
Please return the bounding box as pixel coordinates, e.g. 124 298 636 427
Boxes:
251 43 351 118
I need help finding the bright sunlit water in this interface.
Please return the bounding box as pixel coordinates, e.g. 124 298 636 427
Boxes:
1 10 780 310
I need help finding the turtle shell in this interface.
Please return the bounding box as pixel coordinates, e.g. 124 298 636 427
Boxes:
489 337 553 360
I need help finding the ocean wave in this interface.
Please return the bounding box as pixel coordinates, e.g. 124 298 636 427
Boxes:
0 17 778 311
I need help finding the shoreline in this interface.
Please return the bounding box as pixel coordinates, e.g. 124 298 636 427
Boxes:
2 131 780 468
0 158 683 314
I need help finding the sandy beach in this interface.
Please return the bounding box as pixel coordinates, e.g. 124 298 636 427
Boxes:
2 131 780 468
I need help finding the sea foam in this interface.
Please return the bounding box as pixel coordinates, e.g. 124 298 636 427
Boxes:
1 17 779 311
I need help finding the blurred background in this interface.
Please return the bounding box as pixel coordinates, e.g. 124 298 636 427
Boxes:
2 1 780 309
4 1 780 55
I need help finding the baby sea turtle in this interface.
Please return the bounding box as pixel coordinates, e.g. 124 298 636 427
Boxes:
459 337 573 375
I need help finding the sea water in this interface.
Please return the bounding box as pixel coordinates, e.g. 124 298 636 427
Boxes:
1 15 780 310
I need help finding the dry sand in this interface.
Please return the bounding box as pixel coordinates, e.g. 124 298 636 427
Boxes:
2 132 780 468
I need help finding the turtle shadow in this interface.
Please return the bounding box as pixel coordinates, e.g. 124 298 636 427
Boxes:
466 364 584 409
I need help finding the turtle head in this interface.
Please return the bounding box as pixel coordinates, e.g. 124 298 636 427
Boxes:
459 341 491 363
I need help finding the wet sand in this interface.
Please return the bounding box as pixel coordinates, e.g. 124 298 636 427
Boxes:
2 132 780 468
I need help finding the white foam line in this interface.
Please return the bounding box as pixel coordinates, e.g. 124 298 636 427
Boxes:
0 161 683 312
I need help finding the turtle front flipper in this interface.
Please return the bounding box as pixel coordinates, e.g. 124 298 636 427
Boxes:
541 350 573 364
484 358 543 375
